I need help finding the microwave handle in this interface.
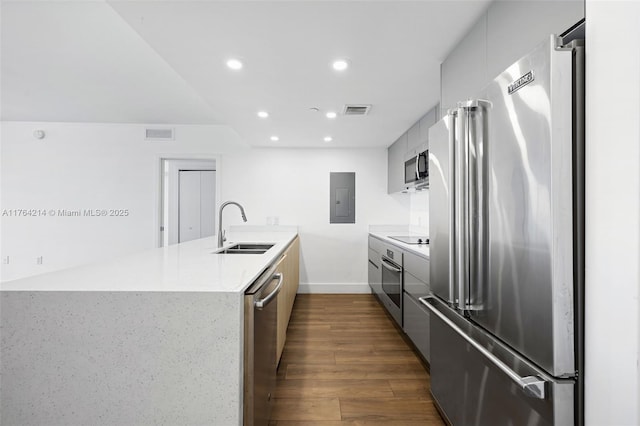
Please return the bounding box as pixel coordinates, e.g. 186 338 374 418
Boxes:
415 154 420 180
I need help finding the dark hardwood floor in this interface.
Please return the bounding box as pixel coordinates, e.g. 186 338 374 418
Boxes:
270 294 446 425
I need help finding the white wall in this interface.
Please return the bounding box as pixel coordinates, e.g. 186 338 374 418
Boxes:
220 148 409 292
409 190 429 235
1 124 409 289
584 2 640 424
0 122 242 281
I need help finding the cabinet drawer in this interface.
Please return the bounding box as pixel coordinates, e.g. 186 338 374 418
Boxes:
405 271 429 299
368 258 381 295
403 292 430 363
404 251 429 284
368 248 380 266
368 236 384 254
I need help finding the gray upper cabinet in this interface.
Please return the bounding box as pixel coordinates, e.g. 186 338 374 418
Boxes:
387 132 407 194
387 105 439 194
418 108 437 150
406 122 421 158
440 16 488 111
441 0 584 111
486 1 584 80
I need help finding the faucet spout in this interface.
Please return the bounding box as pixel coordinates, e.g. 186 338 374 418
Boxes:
218 201 248 248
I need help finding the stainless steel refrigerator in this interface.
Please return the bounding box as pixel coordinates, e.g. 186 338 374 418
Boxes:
422 34 584 425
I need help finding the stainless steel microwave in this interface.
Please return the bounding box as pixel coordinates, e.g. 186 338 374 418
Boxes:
404 150 428 187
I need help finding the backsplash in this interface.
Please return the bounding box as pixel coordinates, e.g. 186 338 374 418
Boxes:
409 190 429 235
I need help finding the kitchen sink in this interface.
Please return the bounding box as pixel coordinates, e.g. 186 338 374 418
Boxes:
216 243 275 254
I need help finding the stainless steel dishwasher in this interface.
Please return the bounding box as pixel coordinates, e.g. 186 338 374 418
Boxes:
244 260 284 426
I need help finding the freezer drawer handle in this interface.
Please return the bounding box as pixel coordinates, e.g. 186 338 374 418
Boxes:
419 296 547 400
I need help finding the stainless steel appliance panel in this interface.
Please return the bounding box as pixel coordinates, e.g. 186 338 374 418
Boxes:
244 265 283 426
380 244 403 326
469 37 576 377
428 115 456 304
426 298 574 426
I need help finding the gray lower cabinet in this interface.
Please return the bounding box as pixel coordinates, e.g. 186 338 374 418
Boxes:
403 291 430 363
387 133 407 193
368 235 431 363
368 237 383 295
403 251 430 363
368 249 381 294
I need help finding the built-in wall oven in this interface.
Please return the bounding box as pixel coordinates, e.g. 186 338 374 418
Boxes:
379 244 403 326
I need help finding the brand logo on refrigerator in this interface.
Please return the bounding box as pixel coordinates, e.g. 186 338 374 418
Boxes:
508 71 535 95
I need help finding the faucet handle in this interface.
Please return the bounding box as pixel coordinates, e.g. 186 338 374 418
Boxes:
222 229 227 243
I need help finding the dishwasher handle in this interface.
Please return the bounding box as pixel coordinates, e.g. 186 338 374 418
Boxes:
255 273 284 310
419 296 548 400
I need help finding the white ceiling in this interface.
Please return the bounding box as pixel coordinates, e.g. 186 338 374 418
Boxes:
1 1 491 147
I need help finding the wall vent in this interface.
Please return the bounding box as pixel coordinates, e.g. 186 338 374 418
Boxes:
145 128 175 141
343 104 371 116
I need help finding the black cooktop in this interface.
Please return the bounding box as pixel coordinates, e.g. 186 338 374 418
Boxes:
389 236 429 245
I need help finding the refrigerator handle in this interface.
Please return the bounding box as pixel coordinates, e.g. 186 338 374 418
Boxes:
419 296 548 400
467 99 491 310
454 105 469 311
448 112 457 303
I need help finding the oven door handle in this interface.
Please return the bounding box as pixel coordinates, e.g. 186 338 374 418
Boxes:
381 258 401 273
255 273 284 310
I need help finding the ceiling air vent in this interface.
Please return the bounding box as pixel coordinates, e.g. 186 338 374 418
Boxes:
145 128 175 141
343 104 371 116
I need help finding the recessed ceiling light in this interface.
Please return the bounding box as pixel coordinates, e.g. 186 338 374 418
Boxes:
332 59 349 71
257 111 269 118
270 136 279 142
326 111 337 119
324 136 333 142
226 58 243 70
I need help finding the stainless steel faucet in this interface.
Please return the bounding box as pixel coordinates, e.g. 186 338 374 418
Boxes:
218 201 247 247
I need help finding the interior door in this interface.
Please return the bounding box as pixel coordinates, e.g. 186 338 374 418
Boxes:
178 170 216 243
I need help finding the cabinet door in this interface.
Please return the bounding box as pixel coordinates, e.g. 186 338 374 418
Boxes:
419 107 438 151
404 251 429 287
276 236 300 363
403 292 430 363
368 249 381 295
407 122 421 157
275 254 287 362
387 133 408 193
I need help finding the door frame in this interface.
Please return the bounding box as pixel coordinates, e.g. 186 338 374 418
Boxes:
155 154 220 247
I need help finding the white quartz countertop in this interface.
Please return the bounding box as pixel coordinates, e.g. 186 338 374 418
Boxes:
1 230 297 293
369 231 429 259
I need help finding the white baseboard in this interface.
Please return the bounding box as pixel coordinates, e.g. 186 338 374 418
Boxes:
297 283 372 294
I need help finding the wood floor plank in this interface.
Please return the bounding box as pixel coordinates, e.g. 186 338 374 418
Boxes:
285 363 429 380
276 379 394 398
339 397 439 421
280 340 376 352
388 379 432 398
271 398 342 421
334 350 421 364
273 421 437 426
280 349 336 365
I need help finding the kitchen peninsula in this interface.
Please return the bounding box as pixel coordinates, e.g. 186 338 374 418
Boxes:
0 227 298 426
